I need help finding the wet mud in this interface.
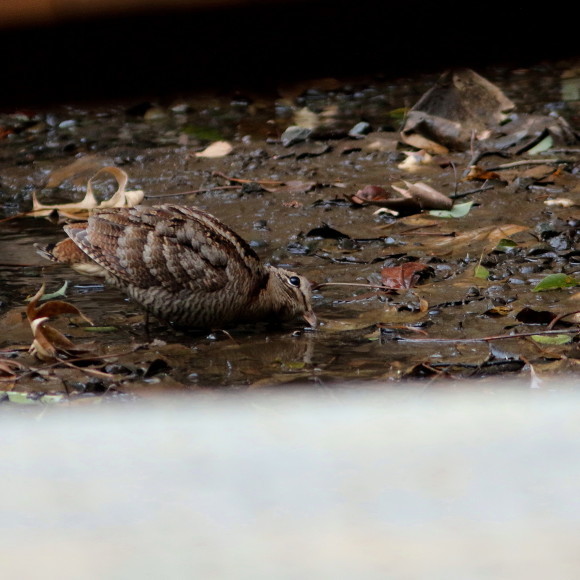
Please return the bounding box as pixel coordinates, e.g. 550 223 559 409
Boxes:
1 60 579 401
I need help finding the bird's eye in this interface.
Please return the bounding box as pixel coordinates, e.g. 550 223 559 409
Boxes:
288 275 301 288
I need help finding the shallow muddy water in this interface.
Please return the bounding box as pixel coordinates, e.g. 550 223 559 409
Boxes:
1 60 579 400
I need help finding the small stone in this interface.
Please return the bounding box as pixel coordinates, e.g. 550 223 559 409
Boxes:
144 107 168 121
281 125 312 147
348 121 371 137
58 119 77 129
170 103 190 114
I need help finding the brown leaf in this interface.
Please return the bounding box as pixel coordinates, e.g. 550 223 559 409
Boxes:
483 305 513 317
282 200 304 208
26 284 94 362
400 68 515 152
0 358 24 379
381 262 432 289
351 182 452 213
352 185 392 204
46 154 111 188
29 317 77 361
27 285 92 325
464 165 502 181
391 181 453 210
427 224 528 256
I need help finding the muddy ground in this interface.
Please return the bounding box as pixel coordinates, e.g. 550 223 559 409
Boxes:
0 60 579 403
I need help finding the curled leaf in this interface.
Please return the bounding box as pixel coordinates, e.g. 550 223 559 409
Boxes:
392 181 453 210
26 284 94 362
351 181 452 214
351 185 392 204
30 167 144 219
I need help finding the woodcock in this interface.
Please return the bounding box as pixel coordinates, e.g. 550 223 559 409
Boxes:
37 204 316 330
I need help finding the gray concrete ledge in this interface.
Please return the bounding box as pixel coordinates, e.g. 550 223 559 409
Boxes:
2 384 580 579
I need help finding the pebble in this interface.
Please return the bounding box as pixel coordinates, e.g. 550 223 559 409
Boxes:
348 121 371 137
281 125 312 147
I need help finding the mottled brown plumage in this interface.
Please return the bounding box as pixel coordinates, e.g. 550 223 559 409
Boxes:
37 204 316 330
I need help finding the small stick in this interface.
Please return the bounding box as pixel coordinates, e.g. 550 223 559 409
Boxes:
547 310 580 330
213 171 284 185
396 328 579 343
313 282 393 291
487 158 563 170
449 183 494 199
145 185 241 199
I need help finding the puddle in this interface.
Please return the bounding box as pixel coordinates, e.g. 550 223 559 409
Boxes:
1 60 579 400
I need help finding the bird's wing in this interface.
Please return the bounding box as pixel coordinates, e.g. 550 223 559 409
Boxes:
65 205 266 293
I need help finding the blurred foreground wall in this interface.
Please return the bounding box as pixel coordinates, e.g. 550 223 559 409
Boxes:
2 387 580 579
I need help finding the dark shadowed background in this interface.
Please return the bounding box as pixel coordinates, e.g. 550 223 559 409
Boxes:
1 0 578 107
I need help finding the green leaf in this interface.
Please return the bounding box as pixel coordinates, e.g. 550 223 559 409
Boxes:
532 273 580 292
528 135 553 155
6 391 39 405
26 280 68 302
182 126 223 141
474 264 490 279
531 334 573 345
387 107 409 121
494 238 518 253
430 201 473 218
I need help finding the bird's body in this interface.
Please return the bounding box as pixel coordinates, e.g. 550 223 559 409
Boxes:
38 205 316 330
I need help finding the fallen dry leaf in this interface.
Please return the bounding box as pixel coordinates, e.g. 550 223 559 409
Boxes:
0 357 25 379
351 185 392 204
391 181 453 210
400 68 515 152
381 262 432 289
398 150 434 171
464 165 503 181
282 200 304 208
29 166 144 219
46 154 112 188
427 224 529 256
545 197 578 208
195 140 233 158
350 182 452 213
26 284 94 362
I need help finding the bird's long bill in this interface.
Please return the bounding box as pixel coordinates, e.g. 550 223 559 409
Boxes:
303 310 317 328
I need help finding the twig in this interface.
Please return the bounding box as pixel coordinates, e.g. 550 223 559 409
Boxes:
450 160 458 197
0 207 55 223
396 328 579 343
145 185 241 199
213 171 284 185
449 183 494 200
487 158 564 171
547 310 580 330
313 281 394 292
468 150 510 167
